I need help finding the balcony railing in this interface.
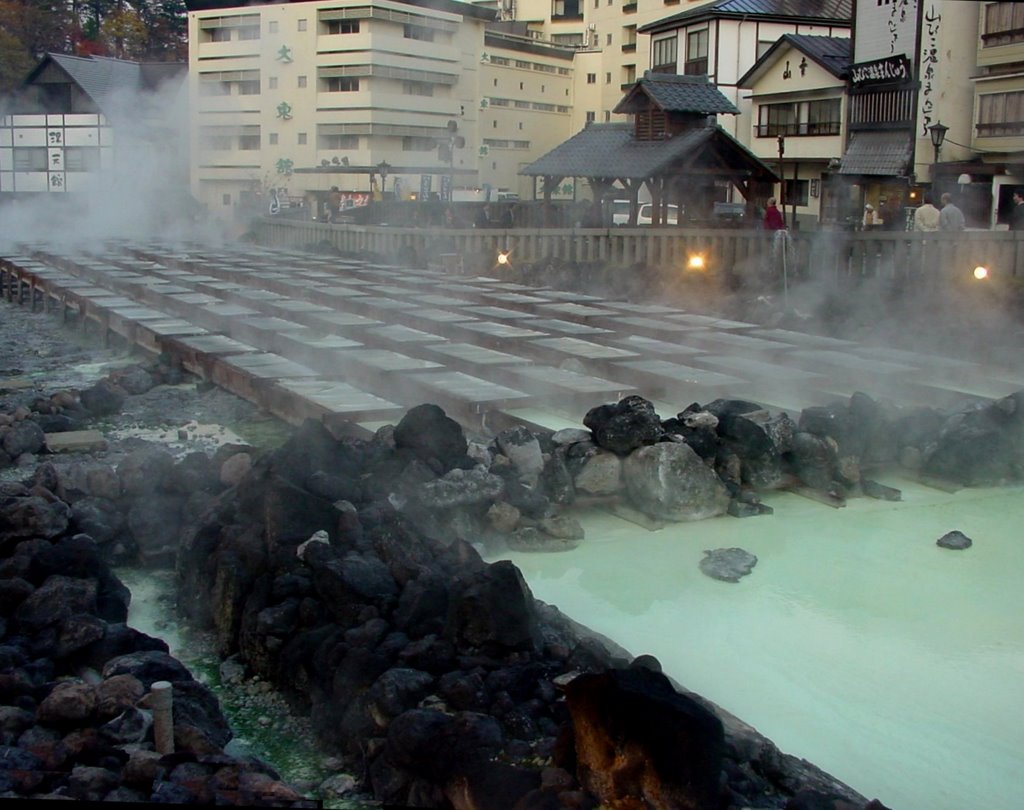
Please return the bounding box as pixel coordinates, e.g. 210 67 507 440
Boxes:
756 122 841 137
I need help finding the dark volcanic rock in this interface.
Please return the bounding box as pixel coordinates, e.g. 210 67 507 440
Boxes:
2 419 45 458
564 666 724 810
393 404 469 473
583 396 663 455
937 530 973 550
78 379 125 416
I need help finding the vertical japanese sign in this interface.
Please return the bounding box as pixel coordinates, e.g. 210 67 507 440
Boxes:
419 174 432 201
46 128 65 192
919 2 941 137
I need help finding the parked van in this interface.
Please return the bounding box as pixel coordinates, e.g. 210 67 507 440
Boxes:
610 200 682 225
637 203 681 225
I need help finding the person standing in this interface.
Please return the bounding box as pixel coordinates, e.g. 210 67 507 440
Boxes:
939 192 965 231
763 197 785 230
913 194 941 232
1010 190 1024 231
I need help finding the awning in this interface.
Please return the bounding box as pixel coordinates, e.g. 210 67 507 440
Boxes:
837 130 913 177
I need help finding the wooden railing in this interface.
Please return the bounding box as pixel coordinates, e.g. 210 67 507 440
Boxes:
251 218 1024 282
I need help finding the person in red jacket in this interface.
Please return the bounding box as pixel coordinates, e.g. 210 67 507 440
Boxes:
763 197 785 230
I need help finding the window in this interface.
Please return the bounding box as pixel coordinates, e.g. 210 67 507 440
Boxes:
223 194 232 205
515 60 530 69
404 81 434 96
490 55 509 66
604 110 611 121
238 80 260 95
756 99 841 137
651 36 677 73
318 132 359 149
268 21 278 34
238 134 260 150
199 80 230 97
685 29 708 75
201 132 232 150
605 72 611 83
493 121 498 128
586 111 596 124
327 20 360 34
978 91 1024 136
623 25 637 49
298 19 307 31
402 136 435 151
298 132 307 145
269 76 278 90
404 23 434 41
238 26 260 41
209 27 230 42
587 73 596 84
325 77 359 92
784 179 809 206
13 147 47 171
984 2 1024 46
298 75 307 88
269 133 278 145
64 147 100 172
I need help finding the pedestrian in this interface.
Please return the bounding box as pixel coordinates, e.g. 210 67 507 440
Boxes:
862 204 883 230
474 204 492 228
763 197 785 231
1010 190 1024 231
913 194 940 232
327 186 342 224
939 193 965 231
883 196 905 231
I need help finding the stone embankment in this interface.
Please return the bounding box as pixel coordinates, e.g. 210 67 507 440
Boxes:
6 351 1023 807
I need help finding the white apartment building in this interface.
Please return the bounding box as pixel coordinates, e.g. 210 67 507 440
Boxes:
186 0 496 219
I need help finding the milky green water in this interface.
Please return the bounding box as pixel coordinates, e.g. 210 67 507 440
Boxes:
489 476 1024 810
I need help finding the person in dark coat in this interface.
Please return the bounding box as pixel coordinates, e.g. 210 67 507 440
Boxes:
1011 191 1024 231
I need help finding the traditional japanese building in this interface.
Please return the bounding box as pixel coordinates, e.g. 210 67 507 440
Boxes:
0 53 186 201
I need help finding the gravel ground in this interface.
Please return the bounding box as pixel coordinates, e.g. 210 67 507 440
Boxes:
0 298 288 474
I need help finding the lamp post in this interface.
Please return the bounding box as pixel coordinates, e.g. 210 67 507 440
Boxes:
928 121 948 173
376 160 391 198
777 134 786 228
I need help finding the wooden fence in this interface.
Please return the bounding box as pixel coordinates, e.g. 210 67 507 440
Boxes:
252 218 1024 284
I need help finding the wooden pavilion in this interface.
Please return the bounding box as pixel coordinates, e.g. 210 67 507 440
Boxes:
521 72 779 226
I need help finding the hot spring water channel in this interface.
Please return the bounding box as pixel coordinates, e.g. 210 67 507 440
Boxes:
487 471 1024 810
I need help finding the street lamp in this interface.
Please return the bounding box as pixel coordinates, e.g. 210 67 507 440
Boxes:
376 161 391 196
928 121 948 166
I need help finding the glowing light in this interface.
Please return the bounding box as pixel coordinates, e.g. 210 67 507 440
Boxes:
687 253 706 271
973 265 989 280
497 249 511 266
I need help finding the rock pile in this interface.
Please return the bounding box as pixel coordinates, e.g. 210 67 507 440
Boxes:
173 407 884 809
0 490 313 805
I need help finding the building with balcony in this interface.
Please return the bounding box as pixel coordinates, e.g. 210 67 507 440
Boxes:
639 0 851 144
0 53 186 201
738 34 849 229
186 0 496 219
970 1 1024 228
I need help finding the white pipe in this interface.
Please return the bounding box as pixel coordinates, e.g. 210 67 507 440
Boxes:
150 680 175 754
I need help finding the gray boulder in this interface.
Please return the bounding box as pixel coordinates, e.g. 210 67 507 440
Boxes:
1 420 45 458
699 548 758 582
584 396 663 455
623 442 730 521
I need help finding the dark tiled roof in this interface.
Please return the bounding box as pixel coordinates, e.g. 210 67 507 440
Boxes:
737 34 850 86
520 122 777 182
788 34 851 75
616 72 740 116
26 54 185 117
838 131 913 177
641 0 851 34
